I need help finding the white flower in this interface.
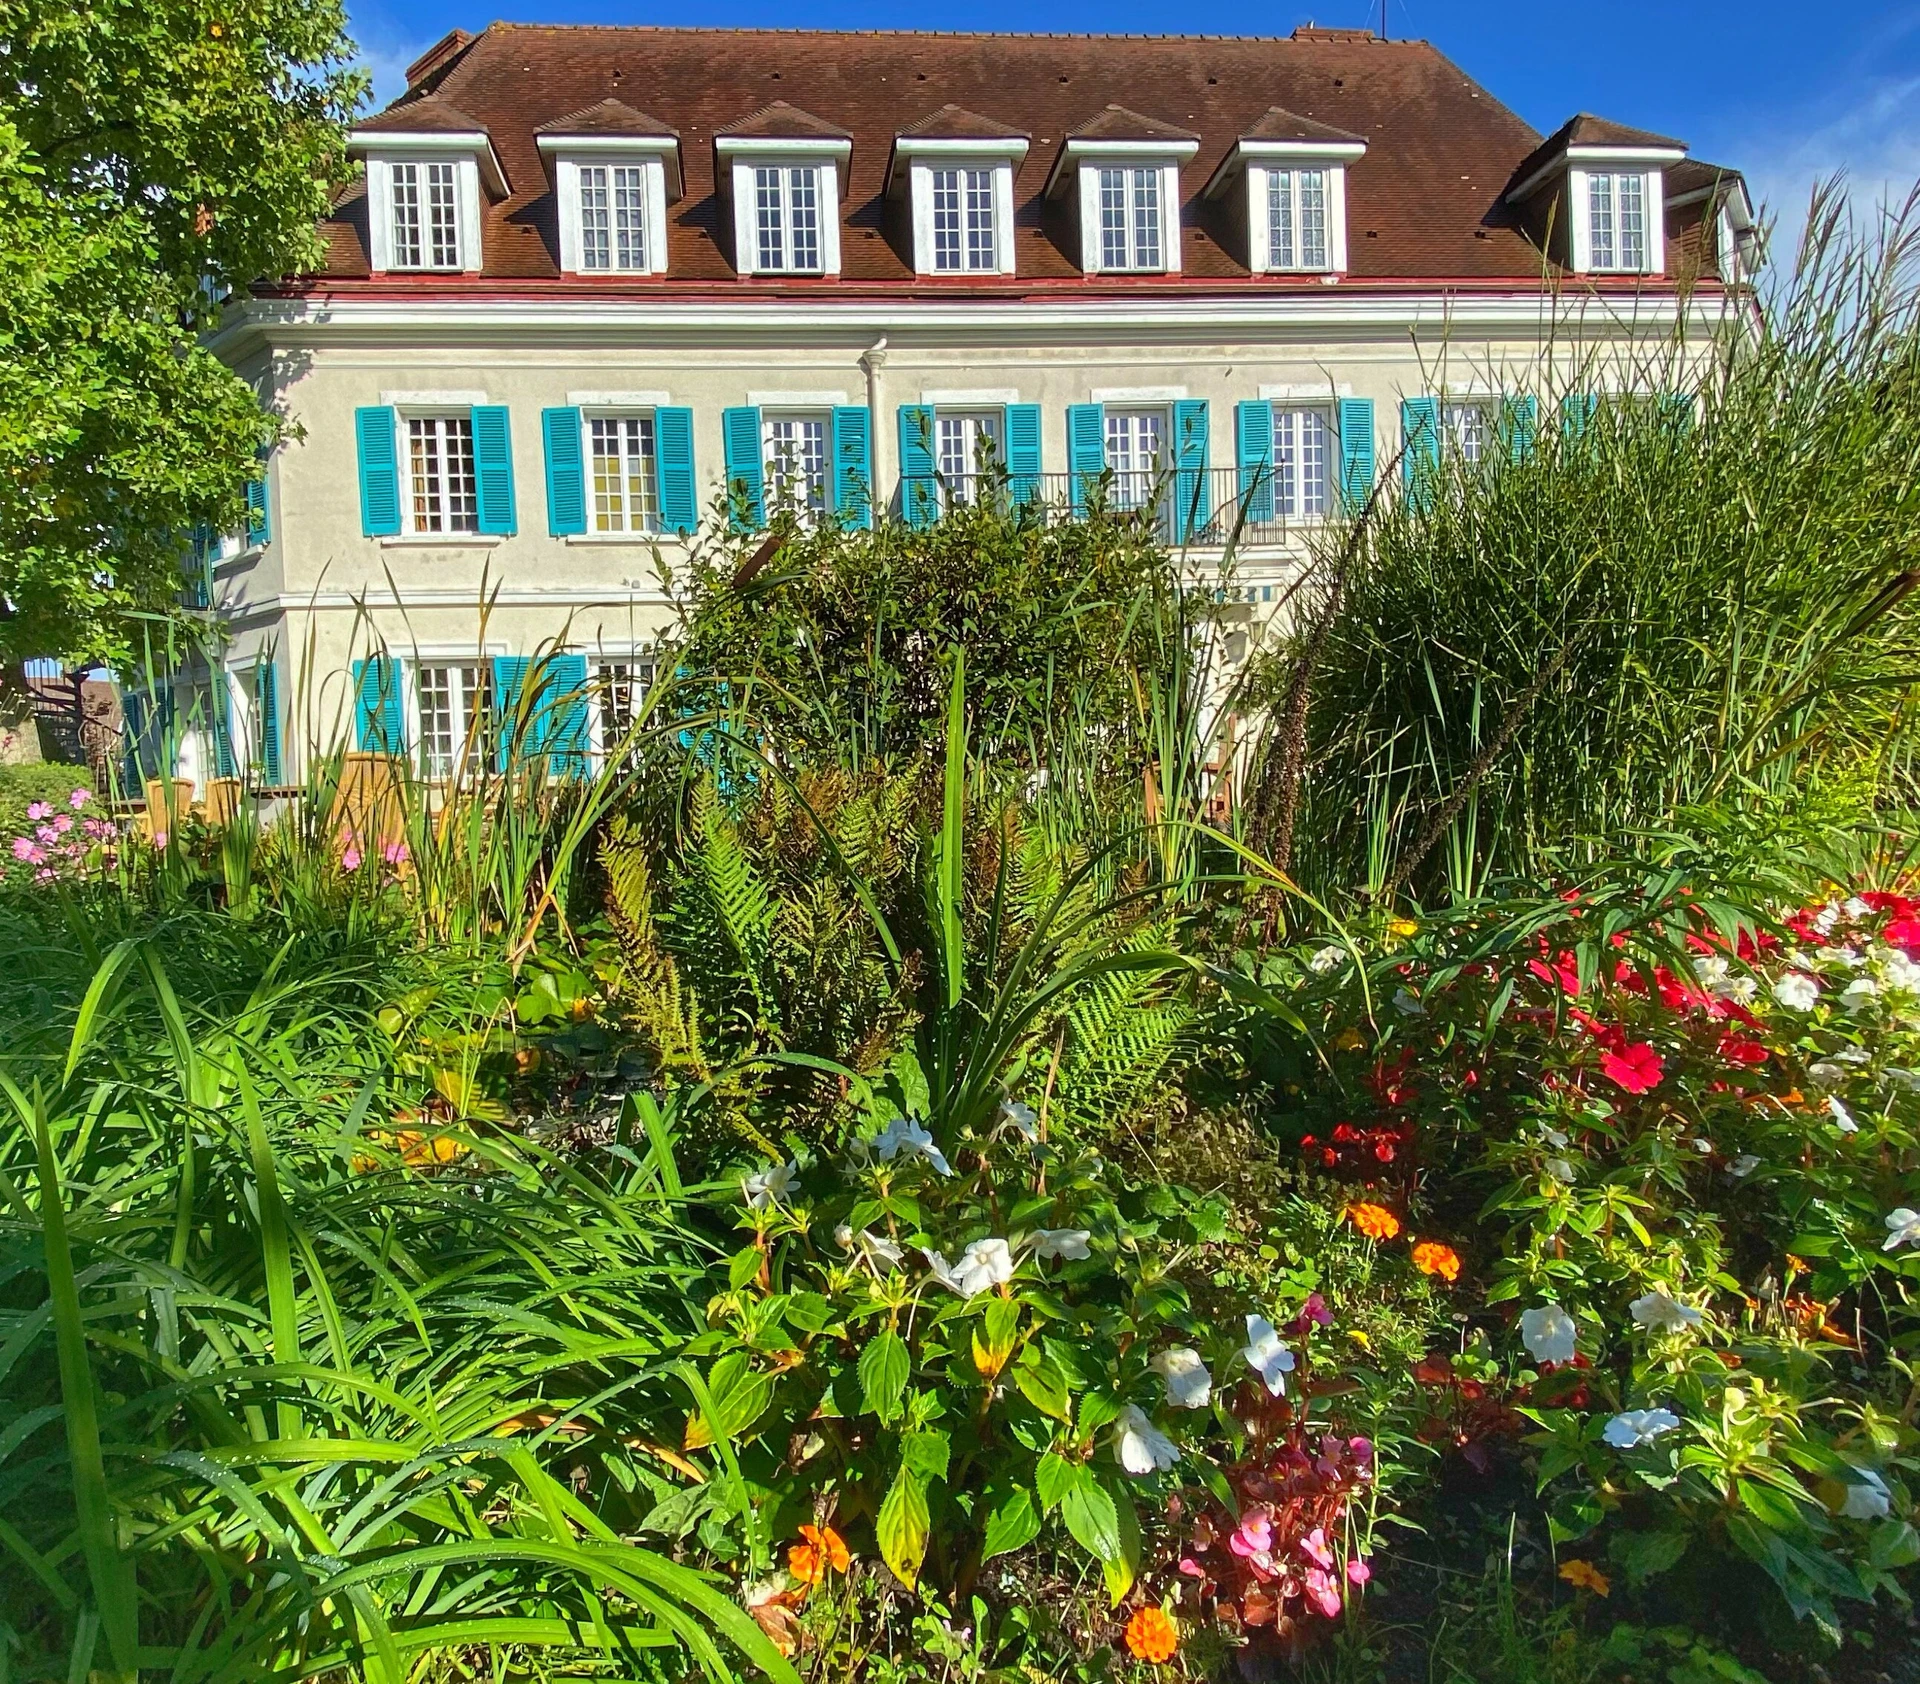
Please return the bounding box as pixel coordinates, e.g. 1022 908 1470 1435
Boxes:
1887 1067 1920 1092
1883 1208 1920 1251
1392 987 1425 1017
1603 1407 1681 1448
873 1116 953 1177
1112 1404 1181 1475
1835 1046 1871 1065
1846 896 1872 920
840 1226 904 1269
1813 903 1840 936
1546 1157 1577 1184
1629 1291 1704 1333
999 1098 1040 1141
1692 1137 1715 1155
1730 1154 1762 1178
1520 1304 1577 1366
1032 1227 1091 1260
1817 945 1865 968
941 1237 1015 1295
923 1248 964 1293
1879 948 1920 994
1724 975 1759 1004
1809 1060 1847 1084
1151 1347 1213 1409
1542 1127 1569 1149
1841 1468 1892 1520
1828 1095 1858 1134
1774 972 1821 1011
1694 955 1731 992
1309 944 1345 974
743 1160 796 1209
1241 1314 1297 1396
1842 977 1881 1010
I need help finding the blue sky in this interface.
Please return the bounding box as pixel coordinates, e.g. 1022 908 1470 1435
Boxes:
349 0 1920 244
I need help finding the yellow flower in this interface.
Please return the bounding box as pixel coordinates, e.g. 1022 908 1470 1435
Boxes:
1558 1559 1610 1596
1331 1026 1366 1052
1388 917 1419 939
1124 1606 1178 1663
1346 1202 1402 1241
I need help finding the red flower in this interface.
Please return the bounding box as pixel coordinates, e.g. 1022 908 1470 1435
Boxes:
1528 948 1582 998
1598 1041 1663 1094
1717 1033 1769 1067
1884 916 1920 954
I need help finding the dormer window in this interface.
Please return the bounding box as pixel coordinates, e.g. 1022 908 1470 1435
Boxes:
888 109 1028 278
535 100 681 278
1582 170 1649 272
348 97 507 276
1503 116 1685 279
716 102 852 278
1048 106 1200 277
1202 109 1365 276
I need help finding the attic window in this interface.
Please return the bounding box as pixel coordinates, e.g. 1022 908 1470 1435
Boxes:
1586 171 1648 272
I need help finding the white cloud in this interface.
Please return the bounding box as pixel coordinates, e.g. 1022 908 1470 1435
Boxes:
346 5 434 111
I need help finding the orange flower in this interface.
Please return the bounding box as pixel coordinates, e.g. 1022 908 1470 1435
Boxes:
1124 1605 1179 1663
1412 1241 1461 1282
1346 1202 1401 1241
788 1523 849 1587
1558 1559 1610 1596
801 1523 850 1572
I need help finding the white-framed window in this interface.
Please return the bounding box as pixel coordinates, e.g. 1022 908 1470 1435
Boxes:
405 415 478 535
754 165 823 273
1272 408 1330 518
588 415 660 534
391 159 461 270
1441 401 1488 466
1266 168 1329 271
1586 170 1648 272
1105 409 1165 508
593 656 656 758
931 167 997 272
936 411 1003 506
415 661 493 781
763 413 829 521
1098 166 1164 271
578 164 648 271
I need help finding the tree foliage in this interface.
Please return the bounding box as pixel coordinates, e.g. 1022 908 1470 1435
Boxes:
0 0 361 665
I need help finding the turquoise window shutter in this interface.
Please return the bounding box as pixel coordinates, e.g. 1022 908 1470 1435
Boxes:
254 660 281 785
1067 402 1105 516
1400 397 1440 491
355 406 401 537
1335 397 1375 512
1171 398 1209 542
213 673 236 779
1501 394 1538 463
540 653 591 776
897 404 937 529
656 406 697 534
722 406 764 531
1657 392 1695 433
245 471 270 546
471 405 516 534
542 406 586 535
1236 400 1275 525
831 405 872 529
1004 403 1042 509
492 655 533 770
1560 392 1598 443
353 655 404 754
121 690 147 793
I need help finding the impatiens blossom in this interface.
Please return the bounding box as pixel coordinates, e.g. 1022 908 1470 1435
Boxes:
1151 1347 1213 1409
925 1237 1015 1297
1603 1407 1681 1448
341 847 362 871
1228 1510 1273 1560
1299 1527 1335 1569
1629 1291 1704 1332
1346 1557 1372 1586
1598 1040 1663 1095
1828 1095 1859 1134
1309 944 1344 974
1774 971 1821 1011
872 1116 953 1177
10 837 34 861
1882 949 1920 994
835 1224 904 1269
1241 1314 1297 1395
999 1097 1040 1141
1883 1208 1920 1251
1842 977 1880 1010
742 1159 796 1209
1520 1303 1578 1365
68 787 89 809
1841 1468 1891 1520
1032 1227 1091 1260
1391 987 1425 1016
1112 1404 1180 1475
1302 1567 1343 1618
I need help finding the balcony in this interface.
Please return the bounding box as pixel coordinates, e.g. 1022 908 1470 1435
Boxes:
892 465 1328 549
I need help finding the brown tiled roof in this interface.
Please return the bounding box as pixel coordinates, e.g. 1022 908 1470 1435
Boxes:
898 103 1029 141
535 97 678 140
1666 157 1745 201
1066 104 1202 143
309 26 1710 292
354 95 491 137
715 99 852 141
1507 111 1689 201
1241 106 1367 145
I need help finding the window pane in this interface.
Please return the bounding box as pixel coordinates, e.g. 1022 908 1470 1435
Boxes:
787 167 820 271
1131 168 1161 269
755 166 784 270
391 162 422 268
1274 408 1298 513
1588 172 1615 270
1299 409 1328 515
1443 403 1485 465
1106 410 1162 507
579 165 610 270
418 665 455 778
764 417 828 518
442 419 477 530
1268 169 1294 267
613 165 647 269
931 167 961 271
964 169 995 270
1299 170 1327 268
1617 172 1646 271
426 162 460 268
1099 168 1128 269
408 418 443 532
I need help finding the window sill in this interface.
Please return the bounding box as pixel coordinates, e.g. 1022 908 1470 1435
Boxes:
378 533 506 549
563 530 683 545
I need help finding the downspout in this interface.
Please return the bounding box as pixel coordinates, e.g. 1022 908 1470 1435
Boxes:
860 335 889 518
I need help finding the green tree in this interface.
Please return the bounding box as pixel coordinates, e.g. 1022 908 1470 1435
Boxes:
0 0 362 667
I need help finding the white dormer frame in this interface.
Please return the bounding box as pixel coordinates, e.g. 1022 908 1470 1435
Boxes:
896 137 1027 277
537 136 674 276
717 135 851 277
1060 138 1199 276
1230 139 1365 274
1503 142 1685 277
351 134 494 274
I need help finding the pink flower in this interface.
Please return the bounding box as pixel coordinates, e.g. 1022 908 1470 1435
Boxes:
25 802 48 821
52 813 72 833
1303 1567 1343 1618
1598 1041 1663 1095
35 824 57 844
1178 1556 1206 1578
11 837 34 861
69 787 89 809
1300 1528 1335 1571
152 831 168 849
1229 1511 1274 1559
1348 1435 1374 1467
383 840 409 865
1345 1557 1371 1586
341 848 362 872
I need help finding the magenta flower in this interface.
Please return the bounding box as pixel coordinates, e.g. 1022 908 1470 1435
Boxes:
1303 1566 1343 1618
152 830 168 849
342 847 362 871
1345 1557 1372 1586
11 836 35 861
1229 1511 1274 1559
69 787 89 809
52 813 72 833
383 840 409 865
1300 1528 1335 1570
25 802 48 821
35 824 56 844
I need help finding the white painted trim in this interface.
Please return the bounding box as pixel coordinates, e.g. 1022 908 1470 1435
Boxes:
748 388 849 408
894 136 1029 163
458 157 483 273
536 134 677 156
349 129 491 154
716 135 852 160
367 160 394 273
1259 381 1353 399
907 158 1018 276
567 389 673 408
563 532 668 544
1092 384 1188 403
1327 167 1349 274
1565 144 1687 167
380 388 488 406
729 159 841 275
921 387 1022 405
1062 137 1200 163
1246 164 1346 274
1076 160 1181 274
1570 166 1665 276
553 155 669 276
364 157 482 275
1237 139 1367 164
378 534 506 549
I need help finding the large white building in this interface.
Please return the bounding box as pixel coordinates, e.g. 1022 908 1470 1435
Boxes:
177 23 1757 789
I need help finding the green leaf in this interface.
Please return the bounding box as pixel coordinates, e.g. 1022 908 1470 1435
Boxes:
1035 1452 1076 1514
981 1488 1041 1563
901 1428 951 1483
728 1246 764 1289
683 1351 773 1449
877 1465 931 1588
784 1291 836 1334
1013 1354 1072 1423
859 1328 911 1424
1058 1466 1121 1563
1098 1469 1141 1604
1737 1478 1810 1535
1869 1519 1920 1569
